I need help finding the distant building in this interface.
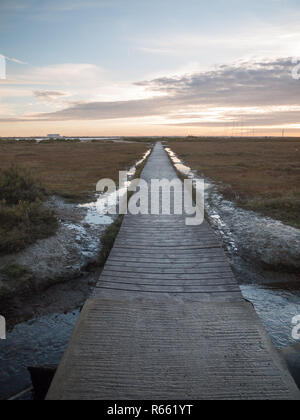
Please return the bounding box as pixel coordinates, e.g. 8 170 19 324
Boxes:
47 134 62 138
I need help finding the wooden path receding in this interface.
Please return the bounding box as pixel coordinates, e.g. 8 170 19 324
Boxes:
47 143 300 400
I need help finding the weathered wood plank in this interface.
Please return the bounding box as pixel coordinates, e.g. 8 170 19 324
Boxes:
47 300 300 400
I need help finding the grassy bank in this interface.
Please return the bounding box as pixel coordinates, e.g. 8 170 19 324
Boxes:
168 138 300 228
0 167 58 254
0 141 149 202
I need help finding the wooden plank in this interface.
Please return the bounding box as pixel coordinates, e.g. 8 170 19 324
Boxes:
101 271 236 280
96 283 241 294
98 279 239 287
102 267 233 275
47 299 300 400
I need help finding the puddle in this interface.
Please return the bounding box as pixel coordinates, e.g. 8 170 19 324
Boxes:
0 311 79 400
79 149 151 225
165 148 194 177
241 285 300 349
165 146 300 349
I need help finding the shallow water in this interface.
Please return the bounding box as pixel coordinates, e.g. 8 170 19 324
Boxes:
61 149 152 256
79 149 151 224
0 311 79 400
241 285 300 349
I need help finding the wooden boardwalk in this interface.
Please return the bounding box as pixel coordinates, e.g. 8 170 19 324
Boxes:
47 143 300 400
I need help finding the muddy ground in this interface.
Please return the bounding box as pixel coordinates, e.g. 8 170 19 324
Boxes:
0 195 108 328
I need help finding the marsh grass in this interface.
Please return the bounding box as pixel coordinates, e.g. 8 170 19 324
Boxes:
0 141 149 255
0 167 58 254
169 139 300 228
0 141 149 202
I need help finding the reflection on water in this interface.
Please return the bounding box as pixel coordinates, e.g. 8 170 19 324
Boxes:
165 148 193 177
0 311 79 400
241 285 300 349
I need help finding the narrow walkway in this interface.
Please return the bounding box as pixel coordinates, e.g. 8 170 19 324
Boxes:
47 143 299 400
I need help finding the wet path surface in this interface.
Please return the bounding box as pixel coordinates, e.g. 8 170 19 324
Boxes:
47 143 299 400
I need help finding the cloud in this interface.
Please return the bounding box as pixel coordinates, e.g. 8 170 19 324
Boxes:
29 97 172 120
30 58 300 120
164 109 300 127
135 58 300 107
134 15 300 63
26 63 106 86
33 90 68 102
2 57 300 128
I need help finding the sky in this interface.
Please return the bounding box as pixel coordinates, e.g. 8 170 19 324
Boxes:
1 0 300 137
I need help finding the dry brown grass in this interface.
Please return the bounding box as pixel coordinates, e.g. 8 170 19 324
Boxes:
0 141 149 202
169 139 300 228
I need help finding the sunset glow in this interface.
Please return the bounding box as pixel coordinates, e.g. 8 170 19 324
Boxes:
1 0 300 137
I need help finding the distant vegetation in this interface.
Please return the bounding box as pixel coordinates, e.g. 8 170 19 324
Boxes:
0 140 149 202
0 167 58 254
169 138 300 229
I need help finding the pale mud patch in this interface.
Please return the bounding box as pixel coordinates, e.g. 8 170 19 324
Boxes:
0 196 110 302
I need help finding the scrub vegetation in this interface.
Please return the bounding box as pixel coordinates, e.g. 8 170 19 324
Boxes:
0 140 149 202
169 138 300 228
0 167 58 254
0 140 149 254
